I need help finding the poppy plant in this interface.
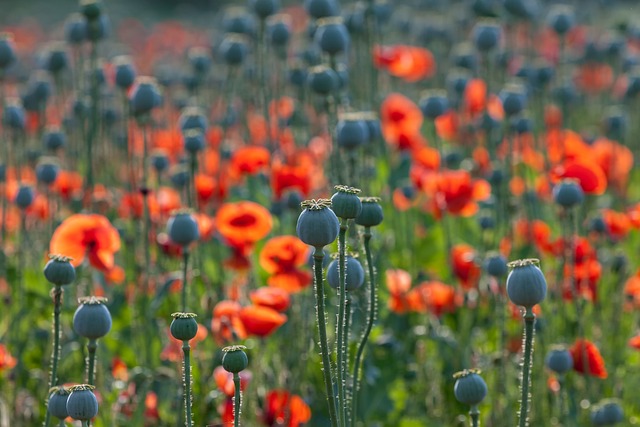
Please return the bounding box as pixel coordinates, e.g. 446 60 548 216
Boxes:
259 235 312 293
406 281 460 316
239 304 287 337
211 300 247 345
450 244 482 289
262 389 312 427
216 201 273 250
569 338 607 378
250 287 291 312
386 269 413 314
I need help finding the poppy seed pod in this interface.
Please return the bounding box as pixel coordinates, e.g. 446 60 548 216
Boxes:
3 100 26 130
506 259 547 308
419 91 449 120
336 114 369 150
65 13 87 45
219 33 249 66
268 16 291 47
331 185 362 219
545 346 573 375
296 199 340 249
179 106 208 133
500 84 527 117
452 43 478 71
250 0 280 19
307 64 338 95
355 197 384 227
151 150 169 173
591 400 624 425
188 47 211 75
0 33 16 70
222 345 249 373
327 255 365 291
472 21 502 52
167 210 200 246
361 112 381 141
453 369 488 406
604 107 627 141
66 385 98 421
44 254 76 286
484 254 508 277
80 0 102 21
553 179 584 208
170 165 189 188
43 127 67 150
43 43 68 74
113 55 136 90
170 312 199 341
15 185 34 210
36 159 60 185
183 130 205 154
48 387 70 420
305 0 339 19
73 297 112 340
547 5 574 36
129 77 162 117
315 17 349 55
223 9 256 36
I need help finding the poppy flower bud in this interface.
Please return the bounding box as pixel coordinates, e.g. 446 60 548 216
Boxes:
336 114 369 150
80 0 102 21
591 399 624 425
3 100 26 130
355 197 383 227
219 33 249 66
43 126 67 151
553 179 584 208
296 199 340 249
222 345 249 373
506 259 547 308
331 185 362 219
129 77 162 117
307 64 338 95
66 385 98 421
250 0 280 19
268 16 291 47
183 130 205 154
315 17 349 55
0 33 16 70
545 346 573 375
73 296 112 340
48 386 70 420
15 185 34 210
472 21 501 52
500 84 526 117
305 0 339 19
170 312 199 341
167 210 200 246
43 43 68 74
44 254 76 286
419 91 449 120
453 369 488 406
65 13 87 45
327 255 365 291
484 254 508 277
113 55 136 90
547 5 574 36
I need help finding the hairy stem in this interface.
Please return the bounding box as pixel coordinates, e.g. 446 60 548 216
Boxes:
182 341 193 427
470 405 480 427
86 339 97 386
233 373 241 427
337 223 348 427
518 309 536 427
44 285 63 427
182 250 190 313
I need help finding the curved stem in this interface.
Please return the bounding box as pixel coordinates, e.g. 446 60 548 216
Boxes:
337 222 348 427
233 373 241 427
351 227 377 427
86 339 97 386
182 341 193 427
518 309 536 427
181 249 190 313
313 248 338 427
470 405 479 427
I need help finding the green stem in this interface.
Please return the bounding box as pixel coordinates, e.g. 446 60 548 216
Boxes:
142 123 151 298
558 374 566 425
58 419 65 427
351 228 377 427
336 222 348 427
182 250 190 313
86 339 97 386
470 405 480 427
233 373 241 427
313 248 339 427
188 153 197 209
85 41 98 210
182 341 193 427
518 309 536 427
44 285 63 427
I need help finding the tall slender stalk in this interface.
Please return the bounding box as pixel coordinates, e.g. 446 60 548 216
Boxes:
182 341 193 427
336 221 348 427
470 405 479 427
518 308 536 427
181 250 190 313
85 41 98 210
44 285 63 427
233 373 241 427
86 339 97 386
313 248 338 427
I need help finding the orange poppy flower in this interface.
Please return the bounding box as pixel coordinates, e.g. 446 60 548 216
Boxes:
426 170 491 217
629 334 640 350
592 138 633 194
563 257 601 302
0 344 17 371
386 269 412 314
216 201 273 249
574 64 613 94
239 305 287 337
451 244 481 289
211 300 247 345
624 272 640 308
546 129 590 164
260 235 311 274
601 209 631 241
250 287 291 312
53 170 83 201
194 173 217 204
550 160 607 195
155 187 182 216
263 389 312 427
271 163 312 199
544 105 563 129
380 93 423 150
111 357 129 382
193 212 215 241
435 110 458 141
569 339 607 379
50 214 121 274
230 146 271 177
213 365 252 397
406 281 459 316
269 96 295 121
267 270 313 293
411 146 441 171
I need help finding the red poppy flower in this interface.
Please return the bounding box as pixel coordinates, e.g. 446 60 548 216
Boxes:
111 357 129 382
53 170 83 201
423 170 491 217
592 138 633 194
569 339 607 378
216 201 273 250
267 270 313 293
0 344 17 371
239 305 287 337
435 110 458 141
601 209 632 241
386 269 412 314
406 281 460 316
250 287 291 312
629 334 640 350
49 214 121 275
263 389 311 427
211 300 247 345
550 159 607 195
230 146 271 177
259 236 310 274
213 365 252 397
574 64 613 94
380 93 423 151
271 163 312 200
450 244 481 289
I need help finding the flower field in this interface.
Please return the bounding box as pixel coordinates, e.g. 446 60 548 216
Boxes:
1 0 640 426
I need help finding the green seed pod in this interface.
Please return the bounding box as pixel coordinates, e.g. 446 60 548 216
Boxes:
44 254 76 286
545 346 573 375
48 386 70 420
296 199 340 249
453 369 488 406
73 296 112 339
331 185 362 219
66 385 98 421
80 0 102 21
222 345 248 373
355 197 383 227
506 259 547 308
170 312 198 341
